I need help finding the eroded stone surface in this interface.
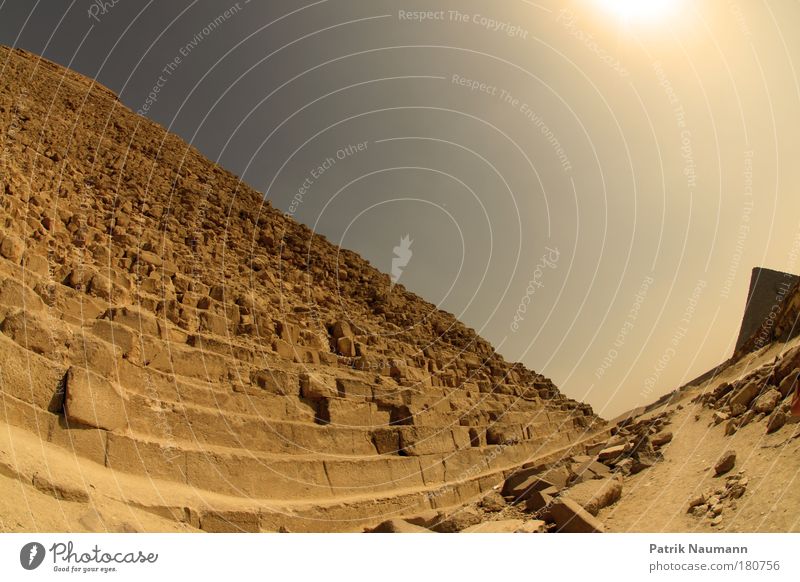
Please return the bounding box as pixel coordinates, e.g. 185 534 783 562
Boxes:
0 45 604 532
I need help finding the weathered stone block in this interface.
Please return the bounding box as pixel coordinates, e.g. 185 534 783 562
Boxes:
335 377 374 399
251 369 295 396
399 427 456 456
299 372 337 400
318 399 389 427
548 497 605 533
64 367 128 431
562 478 623 516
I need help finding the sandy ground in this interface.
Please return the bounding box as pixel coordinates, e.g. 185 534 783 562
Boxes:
601 403 800 532
602 340 800 533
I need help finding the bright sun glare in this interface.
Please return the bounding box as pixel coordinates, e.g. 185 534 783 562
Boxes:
594 0 684 24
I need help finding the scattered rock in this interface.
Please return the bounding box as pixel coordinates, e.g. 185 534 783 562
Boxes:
777 369 799 398
598 444 627 462
431 508 482 533
714 451 736 476
502 470 558 502
712 411 729 425
524 485 560 513
739 411 756 430
479 490 507 512
687 472 748 526
728 483 746 499
548 497 605 533
753 388 781 414
627 434 655 459
686 494 706 512
540 466 571 489
729 403 747 417
570 458 612 483
729 382 760 408
630 452 658 474
403 511 439 529
651 431 673 447
766 411 787 434
561 478 623 516
614 458 634 474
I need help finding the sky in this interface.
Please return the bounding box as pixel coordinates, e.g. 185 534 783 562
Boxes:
2 0 800 418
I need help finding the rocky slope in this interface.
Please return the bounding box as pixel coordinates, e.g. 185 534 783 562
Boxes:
0 45 608 532
452 299 800 534
410 326 797 534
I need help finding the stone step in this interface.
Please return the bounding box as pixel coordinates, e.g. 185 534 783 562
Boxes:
0 387 592 503
120 389 575 458
0 347 581 469
106 357 318 423
83 309 576 422
108 424 591 500
0 414 610 532
2 300 581 436
1 322 588 466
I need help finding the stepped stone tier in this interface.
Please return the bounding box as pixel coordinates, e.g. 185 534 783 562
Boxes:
0 45 607 532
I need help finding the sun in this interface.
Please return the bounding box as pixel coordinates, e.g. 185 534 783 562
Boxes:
594 0 684 25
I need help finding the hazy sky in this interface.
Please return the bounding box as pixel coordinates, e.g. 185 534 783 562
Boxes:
2 0 800 417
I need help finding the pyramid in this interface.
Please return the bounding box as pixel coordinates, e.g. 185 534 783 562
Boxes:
0 45 608 532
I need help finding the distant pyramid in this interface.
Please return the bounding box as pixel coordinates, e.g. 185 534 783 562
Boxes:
735 267 800 356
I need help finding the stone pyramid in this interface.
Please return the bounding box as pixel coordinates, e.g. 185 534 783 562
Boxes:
0 45 607 531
